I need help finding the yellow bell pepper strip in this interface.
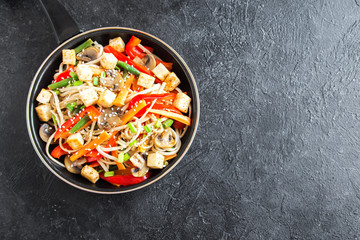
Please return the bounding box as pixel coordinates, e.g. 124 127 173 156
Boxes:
113 74 135 106
147 109 191 126
120 100 147 126
70 131 110 161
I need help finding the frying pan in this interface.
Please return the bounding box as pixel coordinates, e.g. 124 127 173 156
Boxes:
26 0 200 194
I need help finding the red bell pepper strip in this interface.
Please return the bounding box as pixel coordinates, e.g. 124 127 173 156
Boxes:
126 36 142 59
128 93 177 109
54 65 75 83
134 103 182 118
155 58 173 71
173 120 186 129
125 35 154 59
89 161 100 168
51 143 71 159
85 131 125 170
54 106 100 140
85 150 101 158
100 172 151 186
104 45 160 80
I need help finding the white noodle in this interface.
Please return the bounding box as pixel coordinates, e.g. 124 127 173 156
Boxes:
45 132 65 168
50 91 64 124
97 159 109 172
96 145 119 161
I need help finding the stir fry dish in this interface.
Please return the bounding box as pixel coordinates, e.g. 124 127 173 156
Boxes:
35 36 191 186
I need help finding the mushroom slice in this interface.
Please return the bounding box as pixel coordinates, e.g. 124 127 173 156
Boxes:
76 46 100 62
143 54 156 70
64 156 86 174
100 71 123 91
154 129 176 148
131 165 149 177
39 123 55 143
130 153 149 177
97 107 123 130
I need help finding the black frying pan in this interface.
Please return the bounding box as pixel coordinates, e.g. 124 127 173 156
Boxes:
26 0 200 194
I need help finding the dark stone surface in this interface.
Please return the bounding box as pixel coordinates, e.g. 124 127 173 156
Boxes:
1 0 360 239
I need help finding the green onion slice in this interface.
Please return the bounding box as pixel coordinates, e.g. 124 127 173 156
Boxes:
104 171 115 177
127 122 137 133
162 119 174 129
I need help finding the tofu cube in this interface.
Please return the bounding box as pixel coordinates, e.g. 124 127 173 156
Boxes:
109 37 125 53
76 64 93 81
97 89 116 108
66 133 84 150
36 89 52 104
137 73 155 89
152 63 170 81
147 152 165 169
173 92 191 113
81 165 99 184
100 53 118 70
164 72 181 91
35 104 52 122
62 49 76 65
79 88 99 107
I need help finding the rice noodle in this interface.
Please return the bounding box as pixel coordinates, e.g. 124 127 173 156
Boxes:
50 91 64 124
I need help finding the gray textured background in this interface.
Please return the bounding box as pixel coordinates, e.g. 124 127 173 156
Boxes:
1 0 360 239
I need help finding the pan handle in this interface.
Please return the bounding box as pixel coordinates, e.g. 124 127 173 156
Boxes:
39 0 80 44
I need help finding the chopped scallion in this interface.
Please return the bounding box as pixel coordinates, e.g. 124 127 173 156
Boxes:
104 171 114 177
129 139 137 147
98 169 104 173
100 71 106 78
54 90 60 95
66 102 77 112
115 66 120 70
154 119 162 128
73 81 83 86
144 124 152 133
117 153 124 163
163 119 174 129
93 77 99 86
127 122 137 133
124 153 130 162
52 115 57 125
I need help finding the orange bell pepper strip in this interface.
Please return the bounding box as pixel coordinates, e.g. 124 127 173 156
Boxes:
164 154 177 161
113 75 135 107
106 131 125 170
120 100 147 126
147 109 191 126
131 77 143 92
70 131 110 161
155 59 173 71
